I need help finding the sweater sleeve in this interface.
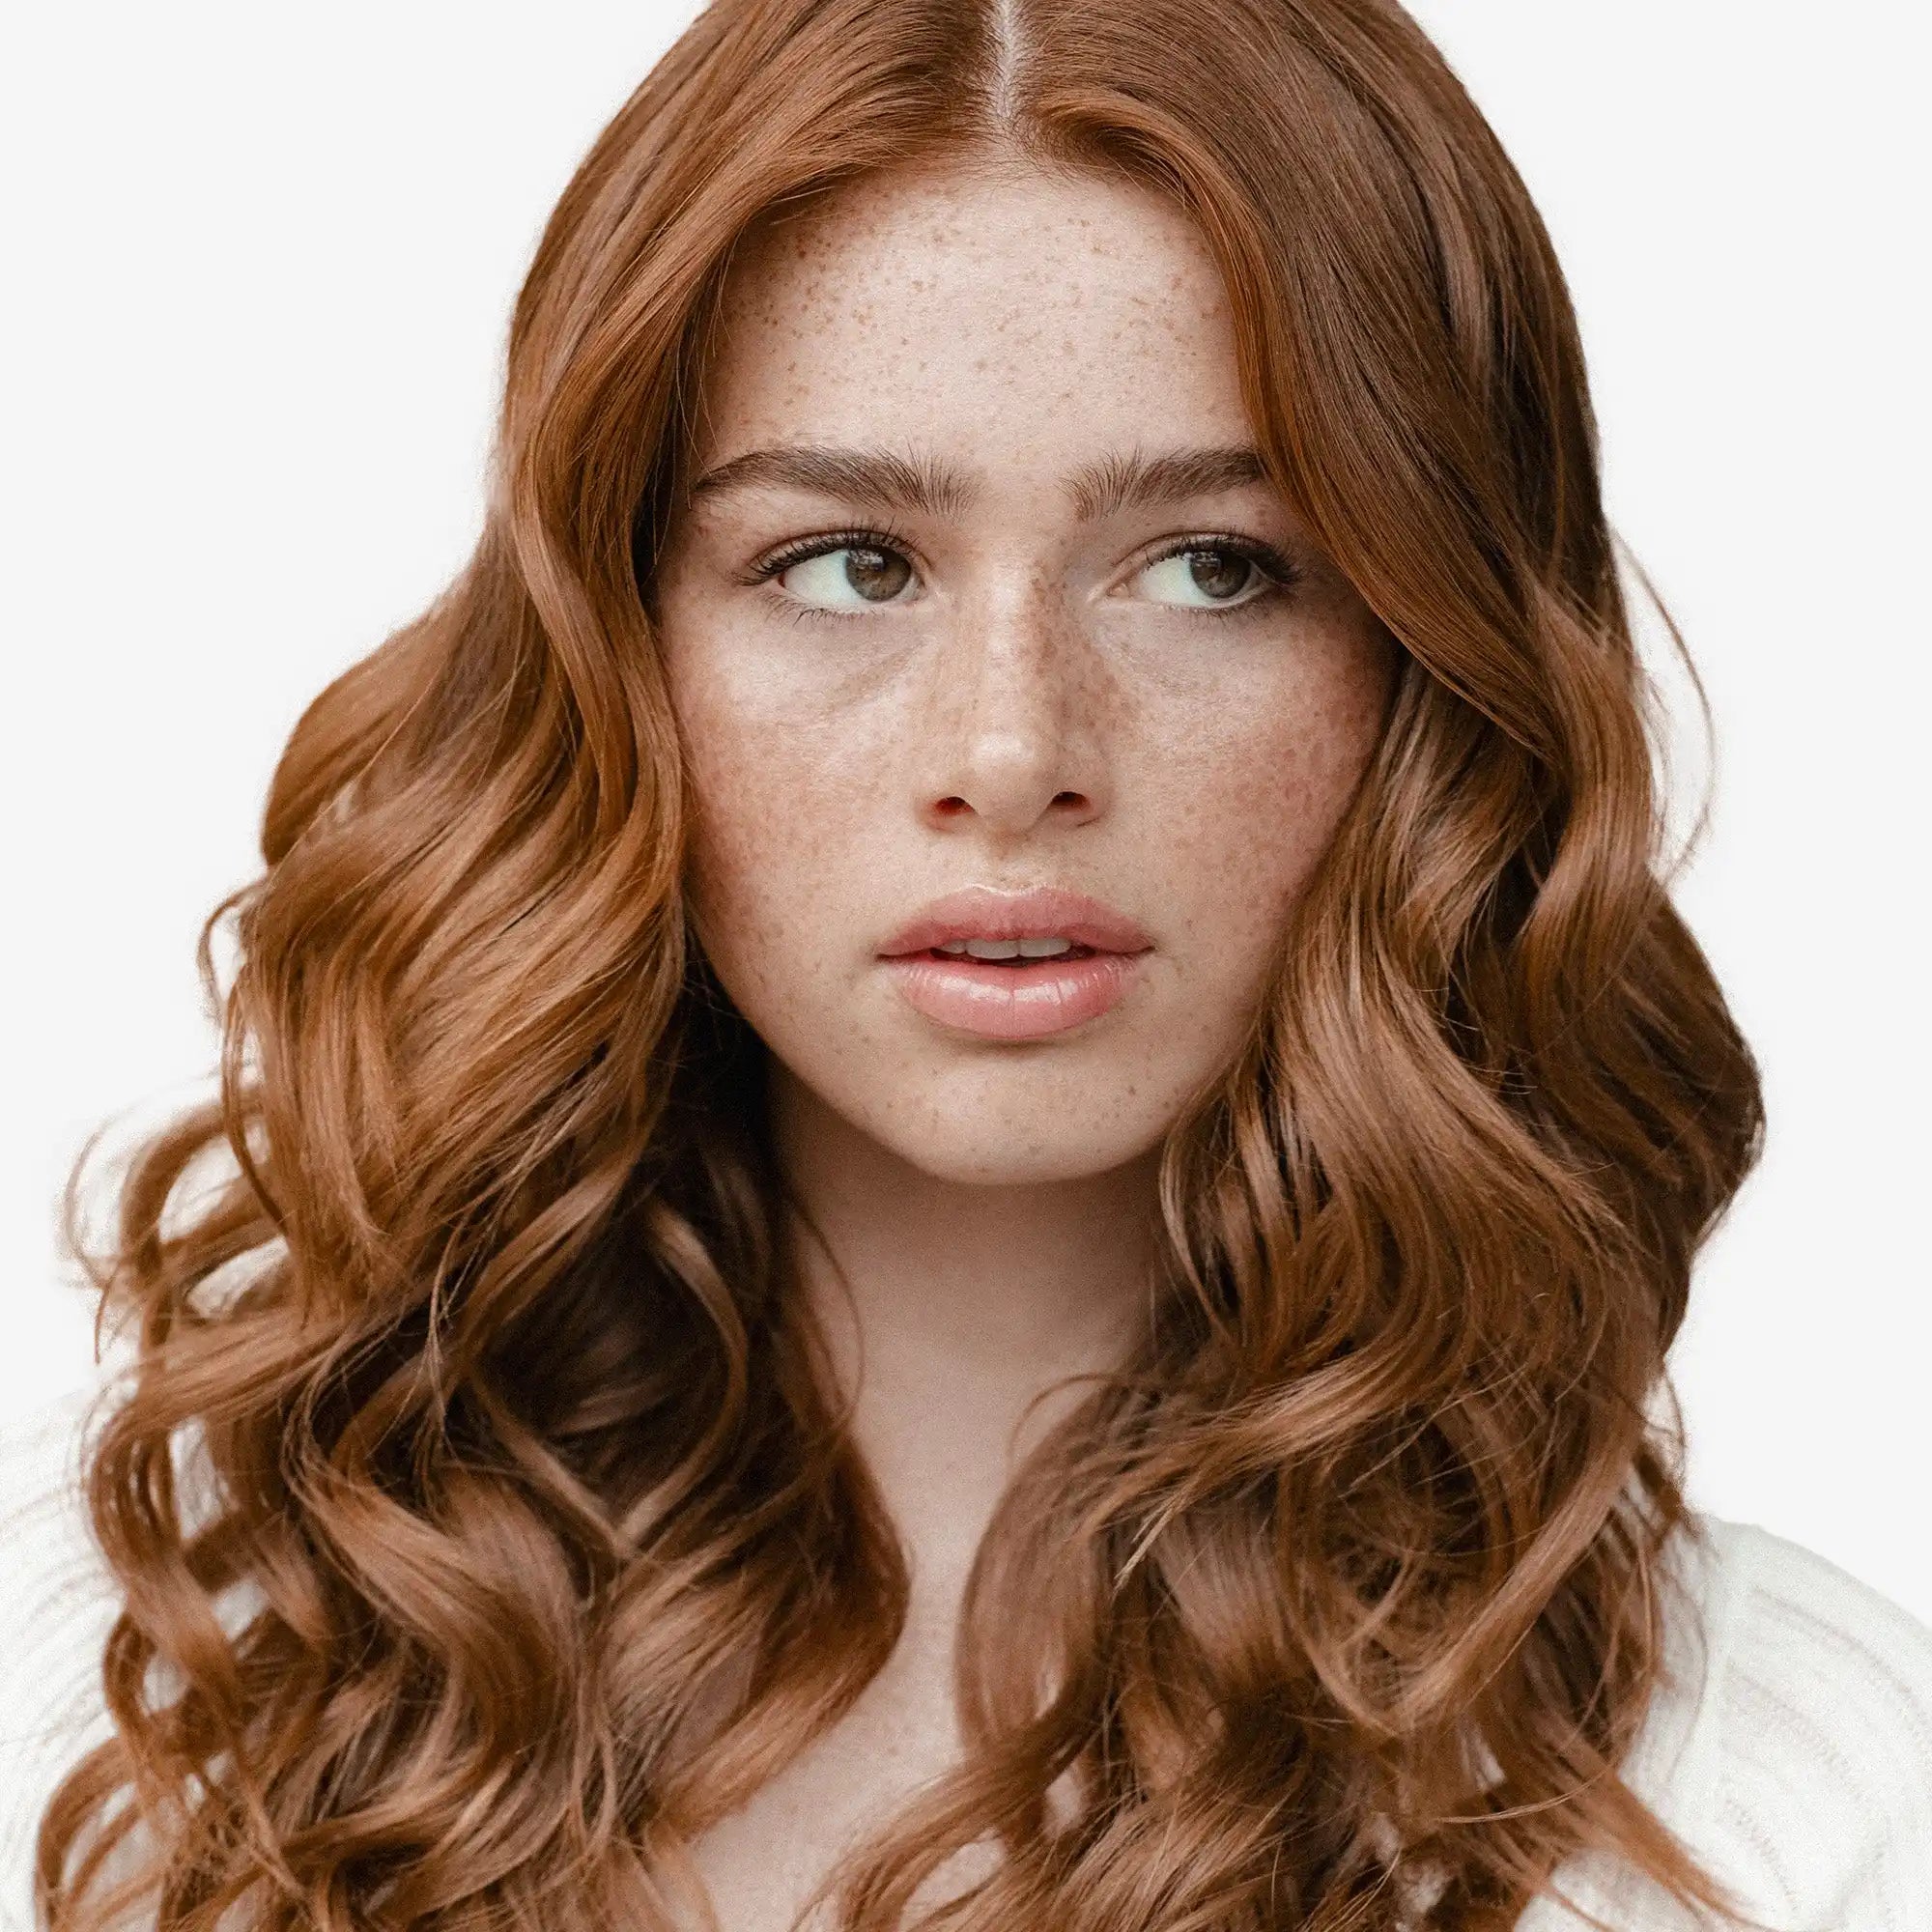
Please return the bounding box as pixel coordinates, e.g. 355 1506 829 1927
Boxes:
1523 1513 1932 1932
1684 1516 1932 1931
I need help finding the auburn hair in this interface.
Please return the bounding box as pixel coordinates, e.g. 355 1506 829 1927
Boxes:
34 1 1767 1928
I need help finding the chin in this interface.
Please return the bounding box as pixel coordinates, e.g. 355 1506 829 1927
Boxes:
762 1016 1206 1187
896 1129 1151 1188
853 1080 1180 1187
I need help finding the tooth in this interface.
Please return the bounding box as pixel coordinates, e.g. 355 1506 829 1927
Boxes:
936 940 971 953
1017 937 1073 957
962 938 1024 959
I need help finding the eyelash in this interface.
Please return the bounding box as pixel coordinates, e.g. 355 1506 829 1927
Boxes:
740 522 917 587
738 526 1303 624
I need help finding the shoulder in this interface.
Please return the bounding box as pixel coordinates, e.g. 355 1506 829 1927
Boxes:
1531 1511 1932 1930
1688 1514 1932 1921
0 1377 127 1932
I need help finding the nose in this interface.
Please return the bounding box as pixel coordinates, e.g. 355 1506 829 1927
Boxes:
915 570 1108 841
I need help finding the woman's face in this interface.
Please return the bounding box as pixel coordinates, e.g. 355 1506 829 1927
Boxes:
653 157 1395 1187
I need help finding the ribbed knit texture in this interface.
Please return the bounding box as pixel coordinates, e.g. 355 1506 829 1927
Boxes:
5 1375 1930 1931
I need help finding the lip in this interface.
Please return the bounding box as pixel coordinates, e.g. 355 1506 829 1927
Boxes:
877 885 1153 959
876 885 1153 1041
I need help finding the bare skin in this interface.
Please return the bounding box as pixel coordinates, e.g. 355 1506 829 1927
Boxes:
650 152 1397 1931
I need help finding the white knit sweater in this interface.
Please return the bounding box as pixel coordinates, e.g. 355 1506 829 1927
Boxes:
4 1377 1930 1932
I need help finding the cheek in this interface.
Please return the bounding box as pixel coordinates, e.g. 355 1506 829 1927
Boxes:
1147 641 1392 950
668 640 878 980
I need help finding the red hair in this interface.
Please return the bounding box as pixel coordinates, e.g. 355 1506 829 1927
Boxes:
37 2 1767 1927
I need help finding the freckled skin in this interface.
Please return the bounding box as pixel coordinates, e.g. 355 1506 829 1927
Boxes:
654 158 1397 1190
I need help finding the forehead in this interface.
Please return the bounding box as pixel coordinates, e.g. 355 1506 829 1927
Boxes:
687 158 1254 471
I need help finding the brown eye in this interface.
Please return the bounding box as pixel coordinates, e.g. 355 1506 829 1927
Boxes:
1185 550 1255 600
775 543 917 611
840 546 912 601
1136 544 1272 611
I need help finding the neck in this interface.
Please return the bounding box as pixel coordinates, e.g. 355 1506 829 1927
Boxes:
768 1063 1162 1600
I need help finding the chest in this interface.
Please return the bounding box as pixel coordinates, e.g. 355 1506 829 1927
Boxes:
680 1617 990 1932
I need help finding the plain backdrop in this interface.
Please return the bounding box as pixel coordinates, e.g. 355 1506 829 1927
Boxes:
3 5 1927 1613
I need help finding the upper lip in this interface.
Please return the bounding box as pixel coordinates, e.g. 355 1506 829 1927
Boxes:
877 885 1154 958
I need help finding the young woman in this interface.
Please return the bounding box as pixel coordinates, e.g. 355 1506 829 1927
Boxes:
6 1 1930 1928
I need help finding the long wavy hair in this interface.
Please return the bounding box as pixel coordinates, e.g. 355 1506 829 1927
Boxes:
32 1 1767 1928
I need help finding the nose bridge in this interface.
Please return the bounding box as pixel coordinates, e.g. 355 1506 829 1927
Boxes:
923 565 1095 827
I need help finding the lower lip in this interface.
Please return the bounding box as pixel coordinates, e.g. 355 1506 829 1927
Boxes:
878 949 1147 1040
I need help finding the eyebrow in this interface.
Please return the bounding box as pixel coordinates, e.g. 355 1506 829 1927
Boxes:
688 444 975 519
1067 444 1269 523
685 441 1271 523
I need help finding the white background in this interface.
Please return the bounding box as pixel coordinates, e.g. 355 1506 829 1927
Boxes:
3 6 1926 1612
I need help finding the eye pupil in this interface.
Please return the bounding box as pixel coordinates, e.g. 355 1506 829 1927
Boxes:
845 546 912 601
1187 549 1252 600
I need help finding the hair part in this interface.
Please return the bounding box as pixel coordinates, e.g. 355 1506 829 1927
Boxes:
38 3 1766 1929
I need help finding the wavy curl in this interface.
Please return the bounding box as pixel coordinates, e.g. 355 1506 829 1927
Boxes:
35 2 1768 1928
